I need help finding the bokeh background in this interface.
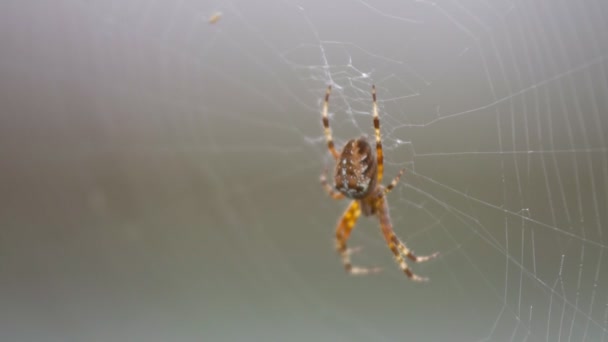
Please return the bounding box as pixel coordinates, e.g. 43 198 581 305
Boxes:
2 1 608 341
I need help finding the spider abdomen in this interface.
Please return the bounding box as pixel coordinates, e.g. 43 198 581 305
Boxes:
334 138 377 199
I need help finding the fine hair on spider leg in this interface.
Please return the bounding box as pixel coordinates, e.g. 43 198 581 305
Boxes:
319 84 439 281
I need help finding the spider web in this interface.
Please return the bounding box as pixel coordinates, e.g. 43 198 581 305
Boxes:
1 0 607 341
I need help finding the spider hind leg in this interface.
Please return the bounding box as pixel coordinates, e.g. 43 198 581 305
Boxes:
322 85 340 160
320 167 344 200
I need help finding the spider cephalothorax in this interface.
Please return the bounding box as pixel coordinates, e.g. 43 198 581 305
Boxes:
319 85 439 281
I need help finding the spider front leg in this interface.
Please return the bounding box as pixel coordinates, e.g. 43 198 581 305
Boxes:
336 200 382 275
376 194 439 281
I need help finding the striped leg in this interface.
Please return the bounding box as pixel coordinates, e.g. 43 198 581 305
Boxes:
322 85 340 160
336 201 381 275
371 85 384 183
320 168 344 200
385 168 406 194
376 195 438 281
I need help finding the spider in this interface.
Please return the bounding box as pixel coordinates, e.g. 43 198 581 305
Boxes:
319 85 439 281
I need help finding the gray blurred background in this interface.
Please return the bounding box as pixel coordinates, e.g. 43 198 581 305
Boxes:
1 0 608 341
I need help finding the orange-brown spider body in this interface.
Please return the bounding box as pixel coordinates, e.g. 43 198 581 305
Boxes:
319 85 439 281
334 138 377 200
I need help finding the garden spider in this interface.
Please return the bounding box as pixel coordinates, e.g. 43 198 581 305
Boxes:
320 85 439 281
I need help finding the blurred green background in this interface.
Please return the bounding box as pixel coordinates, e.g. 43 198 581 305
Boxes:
1 1 607 341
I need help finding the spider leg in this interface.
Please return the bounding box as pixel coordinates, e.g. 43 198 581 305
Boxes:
385 168 406 194
376 195 438 281
336 200 382 275
371 85 384 184
320 167 344 200
322 85 340 160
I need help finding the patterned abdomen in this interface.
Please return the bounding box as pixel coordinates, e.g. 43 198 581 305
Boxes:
334 138 377 199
